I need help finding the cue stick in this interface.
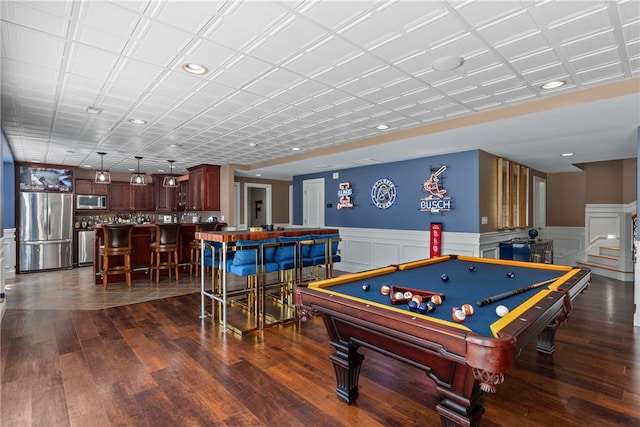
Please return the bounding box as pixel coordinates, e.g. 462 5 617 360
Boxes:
476 278 558 306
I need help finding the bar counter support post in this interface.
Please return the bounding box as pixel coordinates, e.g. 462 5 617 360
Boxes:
199 236 206 319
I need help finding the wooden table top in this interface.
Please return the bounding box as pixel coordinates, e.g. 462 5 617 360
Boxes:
195 227 339 243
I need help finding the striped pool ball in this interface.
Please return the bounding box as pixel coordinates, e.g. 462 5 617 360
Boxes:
380 284 391 295
411 295 423 304
462 303 474 316
452 309 466 323
431 295 443 305
393 291 405 301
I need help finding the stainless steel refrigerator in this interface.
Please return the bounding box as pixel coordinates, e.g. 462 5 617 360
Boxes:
19 192 73 272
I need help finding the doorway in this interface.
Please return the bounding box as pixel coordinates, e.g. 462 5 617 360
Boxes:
303 178 324 227
244 183 271 228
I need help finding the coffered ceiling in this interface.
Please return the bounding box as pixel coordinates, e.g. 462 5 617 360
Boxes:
1 0 639 180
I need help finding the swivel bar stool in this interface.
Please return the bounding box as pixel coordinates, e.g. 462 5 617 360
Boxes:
100 223 135 289
149 223 181 283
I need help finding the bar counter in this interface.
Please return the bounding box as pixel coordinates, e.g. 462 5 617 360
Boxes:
194 227 339 243
93 223 209 285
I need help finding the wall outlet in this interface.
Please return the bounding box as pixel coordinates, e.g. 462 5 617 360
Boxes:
481 216 488 225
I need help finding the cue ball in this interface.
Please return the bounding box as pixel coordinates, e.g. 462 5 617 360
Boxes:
380 284 391 295
417 302 429 314
506 271 515 278
430 295 443 305
462 303 474 316
362 282 370 291
496 305 509 317
440 273 449 282
452 309 466 323
407 300 418 312
468 265 476 272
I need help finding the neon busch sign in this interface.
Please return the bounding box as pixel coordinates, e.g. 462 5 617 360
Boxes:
337 182 354 209
420 165 453 213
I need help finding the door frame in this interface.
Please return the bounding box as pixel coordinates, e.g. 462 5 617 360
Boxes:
244 183 271 228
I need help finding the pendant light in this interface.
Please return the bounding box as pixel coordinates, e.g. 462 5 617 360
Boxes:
162 160 179 187
130 156 147 185
94 152 111 184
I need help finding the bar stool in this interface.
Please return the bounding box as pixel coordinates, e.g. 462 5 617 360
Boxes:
100 223 135 289
149 223 181 283
190 222 227 278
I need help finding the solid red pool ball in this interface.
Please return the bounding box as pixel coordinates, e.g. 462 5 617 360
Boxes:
380 284 391 295
462 303 474 316
431 295 443 305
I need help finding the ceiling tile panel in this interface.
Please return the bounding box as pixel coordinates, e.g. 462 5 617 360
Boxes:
405 12 467 50
302 1 372 31
2 1 70 37
223 1 288 34
110 58 164 89
68 43 121 81
270 17 328 51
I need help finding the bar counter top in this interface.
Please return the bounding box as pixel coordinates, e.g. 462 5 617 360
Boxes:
196 227 339 243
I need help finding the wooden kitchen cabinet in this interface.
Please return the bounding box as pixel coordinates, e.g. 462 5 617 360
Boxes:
75 178 109 195
152 174 176 211
176 180 188 211
131 184 153 211
108 181 153 211
109 182 131 211
187 164 220 211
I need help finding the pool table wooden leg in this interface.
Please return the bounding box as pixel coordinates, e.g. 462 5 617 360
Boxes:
536 322 558 355
328 341 364 405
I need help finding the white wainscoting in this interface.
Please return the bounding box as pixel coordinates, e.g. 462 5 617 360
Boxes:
634 241 640 327
3 228 16 279
335 227 525 273
542 226 585 266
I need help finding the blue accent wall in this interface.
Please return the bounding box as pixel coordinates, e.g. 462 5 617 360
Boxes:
2 129 15 230
293 150 481 233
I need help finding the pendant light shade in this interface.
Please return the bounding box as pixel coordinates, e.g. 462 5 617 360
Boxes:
94 152 111 184
130 156 147 186
162 160 179 187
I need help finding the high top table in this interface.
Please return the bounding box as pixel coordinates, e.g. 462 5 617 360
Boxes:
195 227 339 333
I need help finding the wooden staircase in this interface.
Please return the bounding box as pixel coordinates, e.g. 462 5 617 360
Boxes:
576 245 634 281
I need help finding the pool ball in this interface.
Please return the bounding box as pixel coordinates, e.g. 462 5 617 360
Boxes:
461 303 474 316
362 282 370 291
452 309 466 323
380 284 391 295
411 295 423 304
440 273 449 282
496 305 509 317
468 265 476 272
425 301 436 313
506 271 515 278
407 300 418 312
393 291 405 301
417 302 429 314
430 295 443 305
403 291 413 299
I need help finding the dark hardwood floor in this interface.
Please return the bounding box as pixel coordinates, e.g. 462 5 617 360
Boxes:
1 269 638 426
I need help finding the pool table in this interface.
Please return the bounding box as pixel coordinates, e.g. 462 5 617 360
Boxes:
295 255 590 427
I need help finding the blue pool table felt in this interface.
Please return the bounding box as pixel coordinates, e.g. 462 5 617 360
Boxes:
319 259 567 337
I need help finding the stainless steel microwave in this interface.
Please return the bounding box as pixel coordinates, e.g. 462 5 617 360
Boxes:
76 194 107 210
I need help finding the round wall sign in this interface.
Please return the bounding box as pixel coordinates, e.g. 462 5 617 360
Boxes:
371 178 397 209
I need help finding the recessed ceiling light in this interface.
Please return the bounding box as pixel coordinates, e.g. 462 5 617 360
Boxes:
255 173 262 177
86 106 103 114
249 143 257 148
540 80 566 90
181 63 208 75
561 152 574 157
82 164 92 168
292 147 300 151
375 124 390 130
129 118 147 125
432 56 465 72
